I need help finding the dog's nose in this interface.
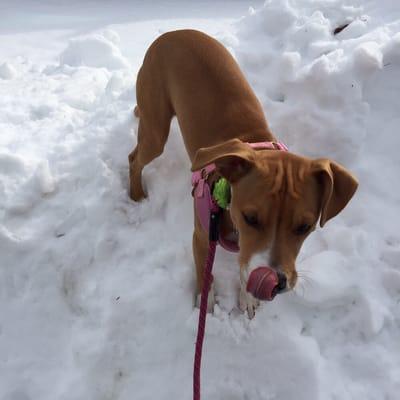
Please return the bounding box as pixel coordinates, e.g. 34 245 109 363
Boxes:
276 271 287 293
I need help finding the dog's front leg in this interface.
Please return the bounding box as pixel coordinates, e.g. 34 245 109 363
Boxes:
192 225 215 313
239 267 260 319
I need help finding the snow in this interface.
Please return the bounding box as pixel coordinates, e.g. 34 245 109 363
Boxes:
0 62 17 80
1 1 400 399
60 33 131 70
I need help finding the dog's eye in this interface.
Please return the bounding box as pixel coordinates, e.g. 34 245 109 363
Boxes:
242 213 259 228
294 224 311 235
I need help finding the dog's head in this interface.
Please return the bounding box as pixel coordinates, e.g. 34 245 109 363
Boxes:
192 139 358 293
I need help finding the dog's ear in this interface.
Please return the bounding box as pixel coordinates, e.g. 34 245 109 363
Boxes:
313 159 358 227
191 139 255 183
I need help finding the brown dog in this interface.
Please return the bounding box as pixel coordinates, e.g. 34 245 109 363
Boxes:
129 30 358 318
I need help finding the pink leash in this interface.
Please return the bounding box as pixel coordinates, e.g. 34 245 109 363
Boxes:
191 141 288 400
193 212 219 400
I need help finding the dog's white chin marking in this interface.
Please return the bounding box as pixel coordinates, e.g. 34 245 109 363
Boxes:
239 249 272 319
196 283 215 313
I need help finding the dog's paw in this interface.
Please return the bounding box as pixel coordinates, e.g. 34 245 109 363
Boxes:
196 284 215 313
129 182 147 202
239 285 260 319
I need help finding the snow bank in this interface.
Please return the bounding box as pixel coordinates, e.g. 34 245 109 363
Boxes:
0 62 17 79
1 1 400 400
60 31 131 70
0 151 55 214
226 1 400 398
233 1 388 165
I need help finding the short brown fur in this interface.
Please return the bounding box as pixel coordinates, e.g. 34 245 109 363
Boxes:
129 30 358 317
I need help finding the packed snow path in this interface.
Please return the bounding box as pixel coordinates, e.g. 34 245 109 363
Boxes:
1 1 400 399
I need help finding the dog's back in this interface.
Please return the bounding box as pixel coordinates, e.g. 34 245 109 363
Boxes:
136 29 273 160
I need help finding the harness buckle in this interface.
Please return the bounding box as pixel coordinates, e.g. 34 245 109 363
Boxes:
200 168 209 180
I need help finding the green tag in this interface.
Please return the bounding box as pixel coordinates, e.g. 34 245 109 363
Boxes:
213 178 231 209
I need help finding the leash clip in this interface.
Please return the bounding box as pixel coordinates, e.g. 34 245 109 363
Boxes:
209 211 220 242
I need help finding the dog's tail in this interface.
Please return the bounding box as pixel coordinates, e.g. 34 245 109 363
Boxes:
133 105 140 118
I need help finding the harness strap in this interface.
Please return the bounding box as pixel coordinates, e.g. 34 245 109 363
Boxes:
248 141 288 151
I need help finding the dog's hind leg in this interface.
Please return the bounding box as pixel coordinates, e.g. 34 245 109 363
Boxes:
128 106 173 201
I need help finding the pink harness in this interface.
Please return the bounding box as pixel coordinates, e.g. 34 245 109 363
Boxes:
191 141 288 252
